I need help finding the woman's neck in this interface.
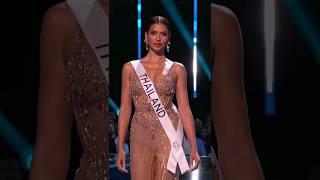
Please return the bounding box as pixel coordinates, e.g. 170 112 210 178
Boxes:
144 51 166 64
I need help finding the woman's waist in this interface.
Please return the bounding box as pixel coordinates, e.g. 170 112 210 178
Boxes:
132 108 179 128
134 104 176 112
133 107 178 119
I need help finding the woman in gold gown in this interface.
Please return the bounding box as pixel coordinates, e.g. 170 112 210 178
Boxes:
116 16 200 180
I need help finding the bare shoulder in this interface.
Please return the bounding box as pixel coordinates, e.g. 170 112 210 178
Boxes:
211 3 238 21
42 2 76 32
211 3 240 35
123 61 133 69
173 62 185 71
172 62 186 78
211 3 242 52
122 61 134 74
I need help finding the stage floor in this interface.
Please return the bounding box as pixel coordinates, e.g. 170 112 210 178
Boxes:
109 155 218 180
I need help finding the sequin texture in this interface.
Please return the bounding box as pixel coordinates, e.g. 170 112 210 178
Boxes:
129 62 180 180
63 28 109 180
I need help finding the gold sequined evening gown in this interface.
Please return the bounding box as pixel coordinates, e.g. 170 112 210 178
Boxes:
63 26 109 180
129 62 180 180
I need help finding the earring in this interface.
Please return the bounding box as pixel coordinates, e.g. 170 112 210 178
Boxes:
144 39 149 50
167 42 171 53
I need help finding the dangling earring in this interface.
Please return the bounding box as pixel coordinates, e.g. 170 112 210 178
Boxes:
167 42 171 53
144 39 149 50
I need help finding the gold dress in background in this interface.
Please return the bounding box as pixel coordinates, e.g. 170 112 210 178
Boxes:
129 63 180 180
63 27 109 180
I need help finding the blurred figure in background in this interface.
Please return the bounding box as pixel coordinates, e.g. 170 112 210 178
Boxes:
184 118 207 156
29 0 110 179
211 3 265 180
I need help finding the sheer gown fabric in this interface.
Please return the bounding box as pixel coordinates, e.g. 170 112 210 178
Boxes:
129 61 180 180
63 26 109 180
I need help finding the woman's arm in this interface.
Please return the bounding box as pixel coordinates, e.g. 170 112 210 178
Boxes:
174 63 200 170
211 4 265 180
116 62 132 173
29 5 73 180
117 63 132 152
175 63 197 150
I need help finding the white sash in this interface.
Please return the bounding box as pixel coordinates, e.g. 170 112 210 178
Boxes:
66 0 109 84
130 59 190 174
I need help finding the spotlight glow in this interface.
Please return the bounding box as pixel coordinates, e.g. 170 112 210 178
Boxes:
160 0 211 80
264 0 276 115
192 0 198 98
108 97 120 116
0 113 33 170
264 0 275 93
193 44 198 98
284 0 320 62
137 0 142 58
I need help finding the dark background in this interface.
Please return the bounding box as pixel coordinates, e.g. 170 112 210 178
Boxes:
213 0 320 179
1 0 319 179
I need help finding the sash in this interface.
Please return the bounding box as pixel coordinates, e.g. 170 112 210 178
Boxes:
66 0 109 84
130 59 190 174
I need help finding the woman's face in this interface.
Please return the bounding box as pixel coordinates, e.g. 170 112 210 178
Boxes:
145 23 170 54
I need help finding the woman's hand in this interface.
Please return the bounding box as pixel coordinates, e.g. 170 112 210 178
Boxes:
116 148 128 173
189 149 200 171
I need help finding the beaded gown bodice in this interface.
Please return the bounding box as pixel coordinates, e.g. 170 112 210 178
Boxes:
129 62 180 179
63 27 109 180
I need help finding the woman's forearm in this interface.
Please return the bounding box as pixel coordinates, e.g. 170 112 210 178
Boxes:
117 110 131 150
180 109 197 150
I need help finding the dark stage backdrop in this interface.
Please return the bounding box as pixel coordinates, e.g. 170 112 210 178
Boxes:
1 0 40 179
213 0 320 179
1 0 319 180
